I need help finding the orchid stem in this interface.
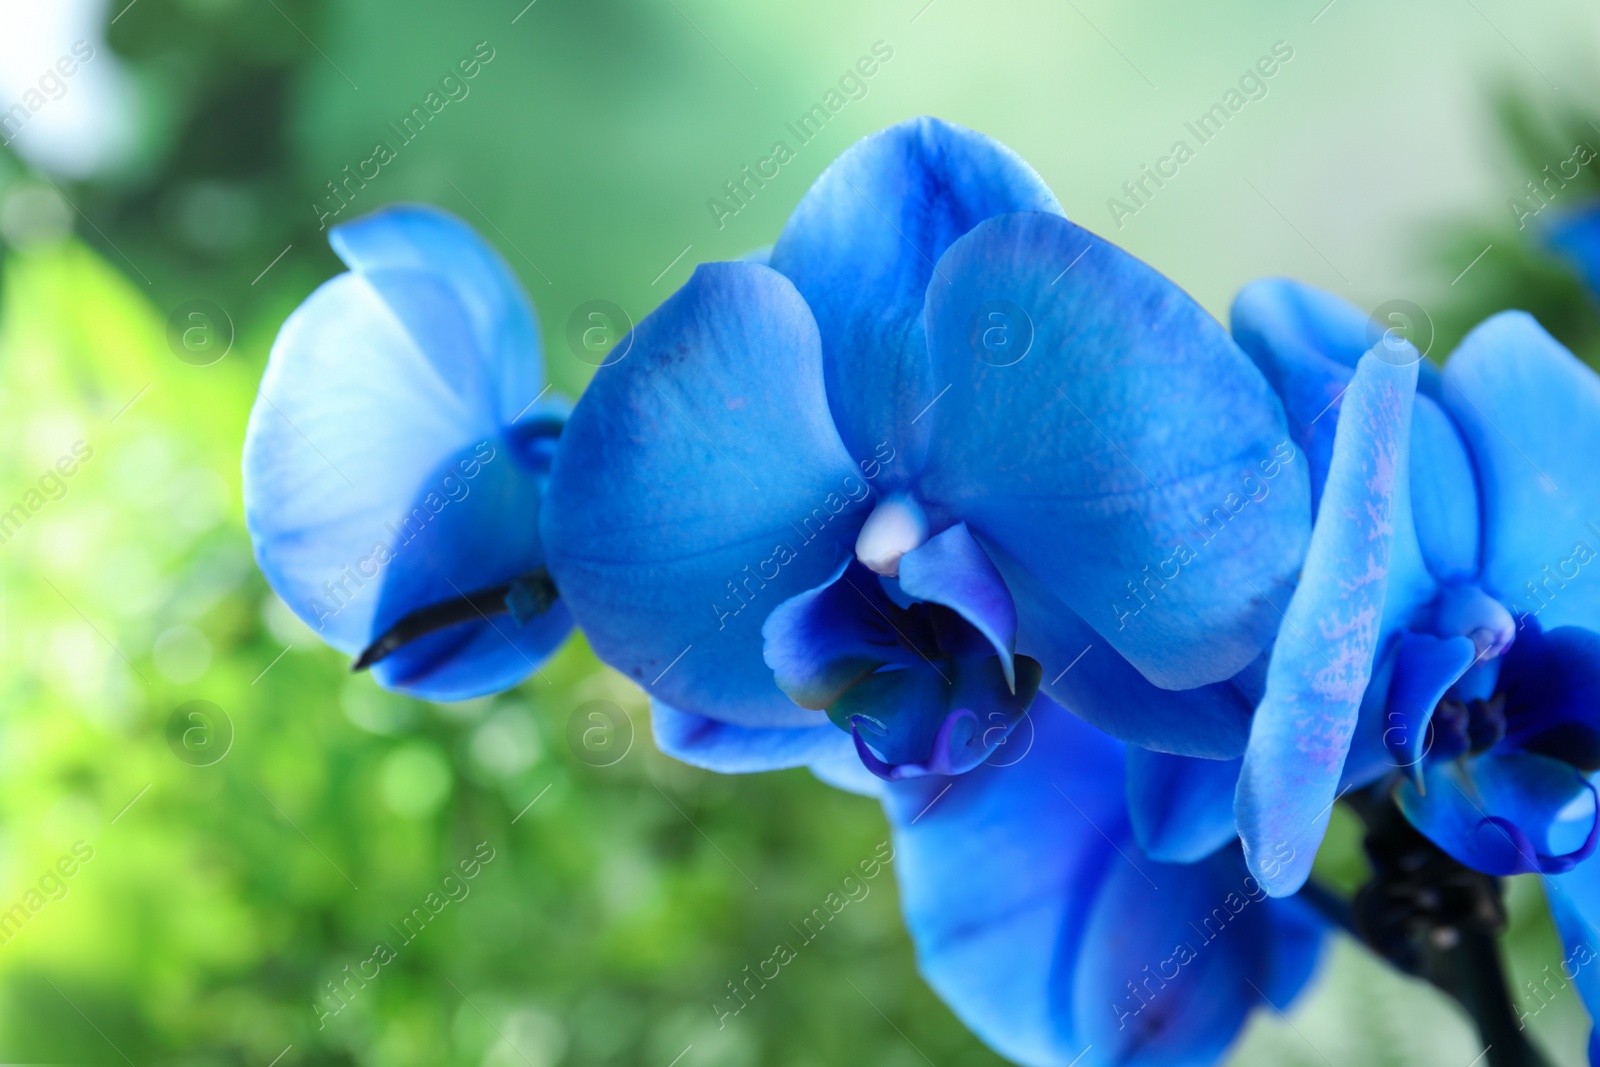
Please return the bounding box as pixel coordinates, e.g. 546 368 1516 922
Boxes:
1441 927 1552 1067
1338 786 1554 1067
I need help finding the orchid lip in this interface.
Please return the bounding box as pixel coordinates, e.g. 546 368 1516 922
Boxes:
849 708 987 780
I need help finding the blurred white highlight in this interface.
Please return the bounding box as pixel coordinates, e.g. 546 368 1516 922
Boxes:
0 0 136 178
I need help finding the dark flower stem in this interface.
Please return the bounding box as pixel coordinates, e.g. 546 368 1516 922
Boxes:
1444 926 1552 1067
1297 866 1538 1066
1324 786 1555 1067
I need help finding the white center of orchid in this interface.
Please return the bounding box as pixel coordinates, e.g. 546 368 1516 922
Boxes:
1434 584 1516 662
854 494 929 578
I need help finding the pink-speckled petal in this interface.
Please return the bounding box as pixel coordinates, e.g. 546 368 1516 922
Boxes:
1236 348 1420 896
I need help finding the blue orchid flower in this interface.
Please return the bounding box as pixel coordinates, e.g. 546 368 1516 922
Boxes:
242 204 572 701
1217 279 1600 1053
884 698 1325 1067
237 129 1331 1067
540 116 1310 780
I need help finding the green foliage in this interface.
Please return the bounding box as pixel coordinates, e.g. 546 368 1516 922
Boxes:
1430 85 1600 362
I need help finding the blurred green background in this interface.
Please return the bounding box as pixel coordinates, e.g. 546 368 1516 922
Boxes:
2 0 1600 1063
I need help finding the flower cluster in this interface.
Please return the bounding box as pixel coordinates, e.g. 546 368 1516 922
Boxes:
243 118 1600 1067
